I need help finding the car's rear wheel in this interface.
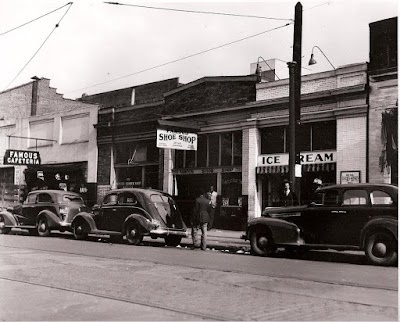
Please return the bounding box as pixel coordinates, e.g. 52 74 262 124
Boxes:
125 221 143 245
165 235 182 247
365 231 397 266
72 220 89 240
37 217 50 237
0 216 11 234
250 227 276 256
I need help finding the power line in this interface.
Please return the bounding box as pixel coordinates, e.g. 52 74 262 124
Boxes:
0 2 73 37
4 3 73 91
104 2 293 22
66 22 292 95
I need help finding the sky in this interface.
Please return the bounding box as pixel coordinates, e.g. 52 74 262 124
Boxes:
0 0 397 99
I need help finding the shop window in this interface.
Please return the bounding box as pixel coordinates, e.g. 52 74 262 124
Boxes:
261 127 286 154
233 131 242 165
116 167 143 188
175 150 184 168
0 167 14 184
61 114 89 144
197 135 207 168
312 121 336 150
208 134 219 167
297 123 311 152
185 150 196 168
115 141 157 164
221 173 242 206
29 120 54 147
221 133 233 166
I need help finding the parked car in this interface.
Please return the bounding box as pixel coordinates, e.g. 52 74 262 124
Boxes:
242 184 398 266
0 190 89 237
70 188 189 246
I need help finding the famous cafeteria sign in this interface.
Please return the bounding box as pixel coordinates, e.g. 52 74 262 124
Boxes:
156 129 197 151
3 149 41 165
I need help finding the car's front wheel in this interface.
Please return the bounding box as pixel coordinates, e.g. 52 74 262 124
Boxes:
365 231 397 266
125 221 143 245
165 235 182 247
250 227 276 256
0 216 11 234
37 217 50 237
72 220 89 240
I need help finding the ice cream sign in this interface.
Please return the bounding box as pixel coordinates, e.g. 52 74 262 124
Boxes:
156 129 197 151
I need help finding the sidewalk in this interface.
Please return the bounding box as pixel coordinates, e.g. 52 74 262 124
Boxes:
179 228 250 252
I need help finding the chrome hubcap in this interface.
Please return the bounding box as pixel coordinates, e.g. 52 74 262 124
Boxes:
258 236 269 248
372 242 387 258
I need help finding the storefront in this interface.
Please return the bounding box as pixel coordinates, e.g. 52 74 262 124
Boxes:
169 131 247 230
23 162 97 206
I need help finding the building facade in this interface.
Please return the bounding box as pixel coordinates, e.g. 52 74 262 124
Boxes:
0 77 98 206
368 17 398 184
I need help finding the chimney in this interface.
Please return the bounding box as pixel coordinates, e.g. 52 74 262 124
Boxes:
31 76 40 116
250 58 289 82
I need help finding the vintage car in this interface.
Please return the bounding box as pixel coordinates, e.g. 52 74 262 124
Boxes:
70 188 189 246
0 190 89 236
242 184 398 266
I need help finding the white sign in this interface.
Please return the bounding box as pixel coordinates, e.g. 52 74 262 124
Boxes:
257 150 336 166
156 129 198 151
340 171 360 184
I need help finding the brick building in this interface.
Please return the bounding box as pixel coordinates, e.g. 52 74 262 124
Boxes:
0 77 98 206
368 17 398 184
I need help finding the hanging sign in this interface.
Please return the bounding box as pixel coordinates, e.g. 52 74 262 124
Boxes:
3 149 41 165
156 129 197 151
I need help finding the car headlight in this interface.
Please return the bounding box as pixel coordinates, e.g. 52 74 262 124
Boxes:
151 219 160 228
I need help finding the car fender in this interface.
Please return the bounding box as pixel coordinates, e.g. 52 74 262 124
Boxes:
37 210 62 228
360 217 398 248
0 211 18 227
123 214 155 234
71 212 97 231
247 217 303 245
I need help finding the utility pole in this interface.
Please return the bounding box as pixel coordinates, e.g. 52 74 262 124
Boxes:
288 2 302 204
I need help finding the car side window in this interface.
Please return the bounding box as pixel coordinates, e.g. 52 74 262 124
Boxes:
370 190 393 205
37 193 53 203
26 194 37 204
103 193 118 205
118 192 138 205
342 189 368 205
322 190 339 206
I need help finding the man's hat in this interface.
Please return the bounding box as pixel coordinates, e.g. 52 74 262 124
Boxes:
313 178 323 185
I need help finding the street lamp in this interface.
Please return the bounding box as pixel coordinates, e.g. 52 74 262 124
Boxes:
308 46 335 69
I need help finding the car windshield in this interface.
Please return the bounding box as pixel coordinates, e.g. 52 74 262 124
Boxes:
63 194 84 204
150 194 181 222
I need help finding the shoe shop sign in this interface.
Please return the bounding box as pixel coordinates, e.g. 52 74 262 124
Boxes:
156 129 197 151
3 149 41 165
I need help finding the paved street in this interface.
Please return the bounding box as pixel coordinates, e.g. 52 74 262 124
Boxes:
0 233 397 321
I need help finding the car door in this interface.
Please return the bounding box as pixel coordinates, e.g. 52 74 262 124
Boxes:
300 189 341 244
20 193 38 225
332 188 371 246
35 192 57 219
98 193 118 231
115 191 140 230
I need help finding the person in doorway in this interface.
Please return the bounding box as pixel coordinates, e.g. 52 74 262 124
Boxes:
309 178 323 204
208 186 217 230
190 188 211 251
280 179 298 207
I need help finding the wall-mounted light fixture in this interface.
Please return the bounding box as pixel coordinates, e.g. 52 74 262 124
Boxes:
308 46 335 69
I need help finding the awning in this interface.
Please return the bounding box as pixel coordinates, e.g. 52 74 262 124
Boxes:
256 163 336 174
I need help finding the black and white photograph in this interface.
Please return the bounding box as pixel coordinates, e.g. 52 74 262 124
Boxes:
0 0 398 320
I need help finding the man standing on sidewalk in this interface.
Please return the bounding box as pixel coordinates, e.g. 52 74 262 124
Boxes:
208 186 217 230
191 189 211 251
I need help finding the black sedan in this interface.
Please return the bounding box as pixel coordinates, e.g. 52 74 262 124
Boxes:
71 188 189 246
0 190 89 237
242 184 398 266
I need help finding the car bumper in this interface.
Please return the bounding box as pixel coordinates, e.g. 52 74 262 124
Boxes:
150 228 189 238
